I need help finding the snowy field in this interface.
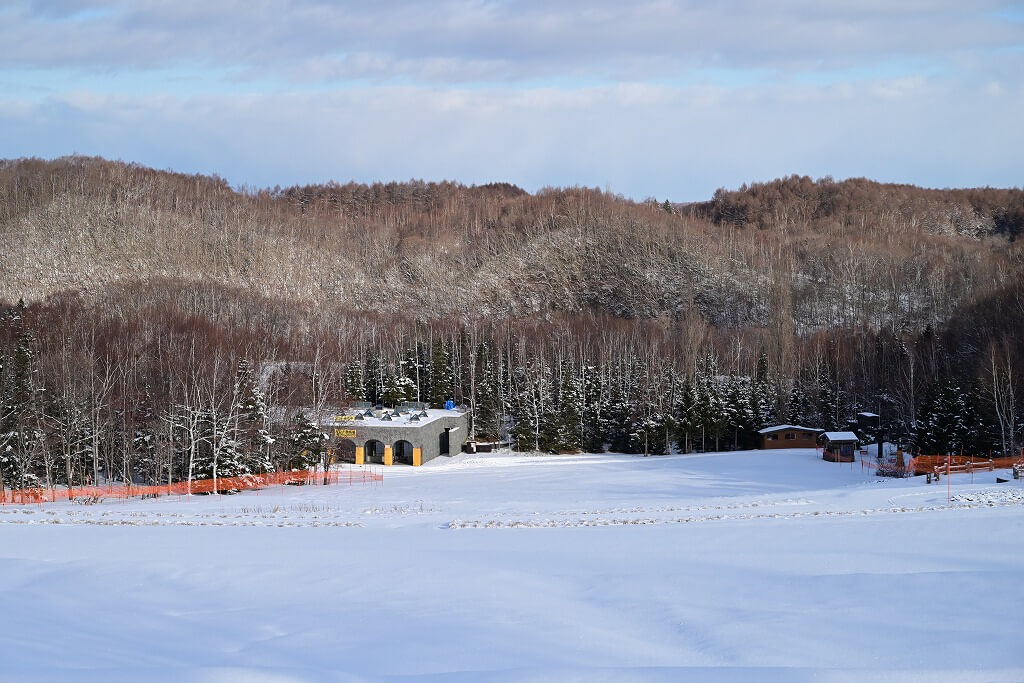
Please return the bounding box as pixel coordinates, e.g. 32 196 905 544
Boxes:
2 449 1022 682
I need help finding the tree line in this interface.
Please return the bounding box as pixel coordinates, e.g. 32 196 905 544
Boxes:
1 157 1021 498
1 273 1020 496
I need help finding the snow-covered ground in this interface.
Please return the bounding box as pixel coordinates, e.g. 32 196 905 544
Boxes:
2 449 1022 682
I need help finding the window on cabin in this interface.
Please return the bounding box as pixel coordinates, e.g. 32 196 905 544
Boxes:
767 434 778 440
785 433 796 440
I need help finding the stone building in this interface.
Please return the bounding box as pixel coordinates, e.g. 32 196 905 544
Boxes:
320 404 468 467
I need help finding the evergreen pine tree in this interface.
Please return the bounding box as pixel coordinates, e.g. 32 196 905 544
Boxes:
818 381 840 431
972 387 1002 455
604 365 633 453
913 381 940 454
913 380 971 455
751 354 776 429
429 339 453 408
930 381 960 455
704 376 727 451
721 374 754 450
190 404 252 487
1 326 42 490
510 366 541 452
535 362 560 453
380 363 407 407
131 386 158 484
787 382 814 425
581 363 606 453
690 368 711 451
400 347 424 403
945 383 979 455
673 376 697 453
344 360 366 402
233 359 274 474
363 355 384 405
645 410 668 454
632 381 668 456
416 342 432 404
285 411 326 470
474 344 503 440
189 408 218 481
396 374 417 403
555 360 583 452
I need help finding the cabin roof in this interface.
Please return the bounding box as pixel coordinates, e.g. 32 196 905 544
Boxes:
757 424 824 434
820 431 859 442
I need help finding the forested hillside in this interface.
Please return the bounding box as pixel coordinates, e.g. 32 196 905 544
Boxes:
0 156 1021 494
3 156 1021 329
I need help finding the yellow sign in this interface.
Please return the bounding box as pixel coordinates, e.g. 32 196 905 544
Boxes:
333 415 354 422
334 428 357 438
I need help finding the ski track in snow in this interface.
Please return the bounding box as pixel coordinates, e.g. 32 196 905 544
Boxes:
3 487 1022 529
446 493 1024 529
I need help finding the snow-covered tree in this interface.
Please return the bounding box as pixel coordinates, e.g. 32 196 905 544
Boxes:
1 323 44 492
363 355 384 405
474 344 504 441
233 359 273 474
581 364 606 453
553 360 583 453
344 360 365 402
429 339 453 408
284 411 326 470
786 382 815 426
511 362 551 452
380 364 407 407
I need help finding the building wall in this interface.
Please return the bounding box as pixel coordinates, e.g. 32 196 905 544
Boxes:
822 442 857 462
761 430 820 449
328 412 469 466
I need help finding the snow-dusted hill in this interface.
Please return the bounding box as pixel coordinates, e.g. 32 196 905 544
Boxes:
2 449 1022 682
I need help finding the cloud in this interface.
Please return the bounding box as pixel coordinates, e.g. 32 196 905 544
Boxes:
0 1 1020 198
1 0 1021 83
1 75 1020 200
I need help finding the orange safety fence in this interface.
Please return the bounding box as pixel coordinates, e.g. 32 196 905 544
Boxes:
820 447 1024 478
856 453 1024 477
0 467 383 505
907 454 1024 477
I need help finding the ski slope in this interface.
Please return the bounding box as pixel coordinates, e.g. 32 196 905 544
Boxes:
1 449 1022 682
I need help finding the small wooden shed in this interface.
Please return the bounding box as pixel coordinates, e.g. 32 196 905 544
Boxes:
819 431 860 462
758 425 823 449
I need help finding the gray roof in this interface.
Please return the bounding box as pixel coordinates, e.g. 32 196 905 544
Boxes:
321 407 464 429
758 424 824 434
820 431 859 442
271 405 466 429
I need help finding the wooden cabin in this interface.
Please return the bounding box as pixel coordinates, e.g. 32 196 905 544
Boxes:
758 425 824 449
819 431 860 462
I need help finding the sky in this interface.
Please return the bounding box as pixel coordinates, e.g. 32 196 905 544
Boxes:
0 1 1022 200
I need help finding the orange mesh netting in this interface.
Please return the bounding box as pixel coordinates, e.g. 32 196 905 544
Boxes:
0 468 383 505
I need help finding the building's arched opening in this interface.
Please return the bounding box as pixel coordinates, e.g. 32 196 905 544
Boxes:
393 440 415 466
364 439 386 465
333 438 357 464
